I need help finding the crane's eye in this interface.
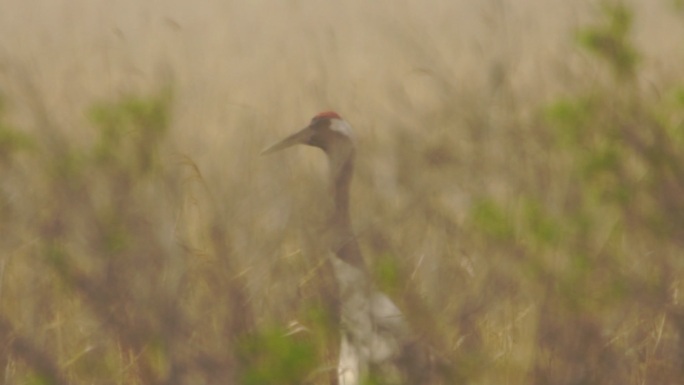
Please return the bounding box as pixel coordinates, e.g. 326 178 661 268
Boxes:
309 117 330 130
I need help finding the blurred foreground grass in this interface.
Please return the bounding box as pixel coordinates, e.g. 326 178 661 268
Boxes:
1 2 684 385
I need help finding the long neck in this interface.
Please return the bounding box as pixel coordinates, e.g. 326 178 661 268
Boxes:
331 152 353 226
327 146 366 269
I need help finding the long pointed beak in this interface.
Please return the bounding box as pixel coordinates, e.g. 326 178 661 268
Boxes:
260 126 314 155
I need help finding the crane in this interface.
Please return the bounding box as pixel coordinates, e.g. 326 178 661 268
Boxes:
262 111 427 385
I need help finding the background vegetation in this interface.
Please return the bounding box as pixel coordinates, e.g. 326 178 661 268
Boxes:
1 0 683 384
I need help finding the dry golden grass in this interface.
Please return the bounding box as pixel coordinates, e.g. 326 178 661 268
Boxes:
1 1 684 384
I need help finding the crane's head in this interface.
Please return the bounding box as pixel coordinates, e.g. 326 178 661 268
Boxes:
261 111 355 155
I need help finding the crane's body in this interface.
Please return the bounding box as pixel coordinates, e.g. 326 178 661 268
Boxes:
262 111 420 384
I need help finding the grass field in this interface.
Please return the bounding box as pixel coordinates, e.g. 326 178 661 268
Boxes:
1 1 684 384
